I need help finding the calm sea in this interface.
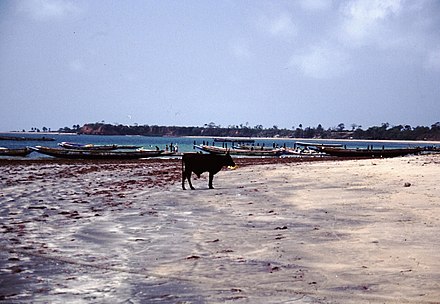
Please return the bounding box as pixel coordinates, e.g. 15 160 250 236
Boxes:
0 133 436 159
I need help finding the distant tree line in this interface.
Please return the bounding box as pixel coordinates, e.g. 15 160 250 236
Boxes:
58 121 440 141
57 125 81 133
352 122 440 141
26 127 52 133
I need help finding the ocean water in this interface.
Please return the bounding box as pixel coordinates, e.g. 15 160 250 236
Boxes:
0 132 435 159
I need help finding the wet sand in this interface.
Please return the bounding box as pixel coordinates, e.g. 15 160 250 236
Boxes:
1 155 439 303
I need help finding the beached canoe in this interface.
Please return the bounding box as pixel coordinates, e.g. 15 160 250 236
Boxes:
30 146 164 159
296 141 343 148
58 142 118 150
232 144 278 151
283 147 326 157
315 146 422 158
114 145 143 149
58 142 143 150
195 144 284 157
0 147 33 157
213 138 255 143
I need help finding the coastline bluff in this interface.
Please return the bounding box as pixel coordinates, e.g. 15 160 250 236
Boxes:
79 123 121 135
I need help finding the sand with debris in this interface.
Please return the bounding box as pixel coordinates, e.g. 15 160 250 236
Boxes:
1 155 439 303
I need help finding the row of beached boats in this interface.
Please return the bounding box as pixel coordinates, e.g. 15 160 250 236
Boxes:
194 142 429 158
0 140 435 159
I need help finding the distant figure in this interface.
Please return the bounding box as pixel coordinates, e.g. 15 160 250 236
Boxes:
182 153 235 190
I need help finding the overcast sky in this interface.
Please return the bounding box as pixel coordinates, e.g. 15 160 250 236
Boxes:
1 0 439 131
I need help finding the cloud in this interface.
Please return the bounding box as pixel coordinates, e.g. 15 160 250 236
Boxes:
229 42 252 60
257 12 297 39
68 59 85 72
425 48 440 71
336 0 440 73
290 44 350 79
269 13 296 37
17 0 80 21
279 0 440 78
339 0 403 47
298 0 333 11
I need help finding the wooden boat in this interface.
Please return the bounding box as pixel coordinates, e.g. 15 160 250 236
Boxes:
59 142 143 150
315 146 422 158
232 144 276 151
30 146 164 159
0 147 33 157
283 147 325 157
296 141 343 148
115 145 143 149
213 138 255 143
195 145 284 156
58 142 118 150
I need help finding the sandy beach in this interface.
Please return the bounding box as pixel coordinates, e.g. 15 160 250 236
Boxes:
1 155 439 303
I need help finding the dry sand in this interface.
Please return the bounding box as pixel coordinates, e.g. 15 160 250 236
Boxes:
1 155 439 303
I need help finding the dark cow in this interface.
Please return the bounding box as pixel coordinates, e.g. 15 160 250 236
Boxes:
182 153 236 190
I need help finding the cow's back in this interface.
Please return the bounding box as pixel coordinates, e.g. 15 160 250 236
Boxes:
183 153 217 173
183 153 232 174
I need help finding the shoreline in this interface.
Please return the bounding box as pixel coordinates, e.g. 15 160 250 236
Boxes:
1 154 439 302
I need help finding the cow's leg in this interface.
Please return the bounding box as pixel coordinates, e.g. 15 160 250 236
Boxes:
187 172 195 190
208 172 214 189
182 172 186 190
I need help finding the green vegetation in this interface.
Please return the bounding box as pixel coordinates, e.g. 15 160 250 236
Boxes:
54 121 440 141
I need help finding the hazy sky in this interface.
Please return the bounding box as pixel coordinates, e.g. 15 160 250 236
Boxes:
1 0 439 131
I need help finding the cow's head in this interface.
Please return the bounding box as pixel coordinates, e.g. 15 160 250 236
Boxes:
224 153 236 168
